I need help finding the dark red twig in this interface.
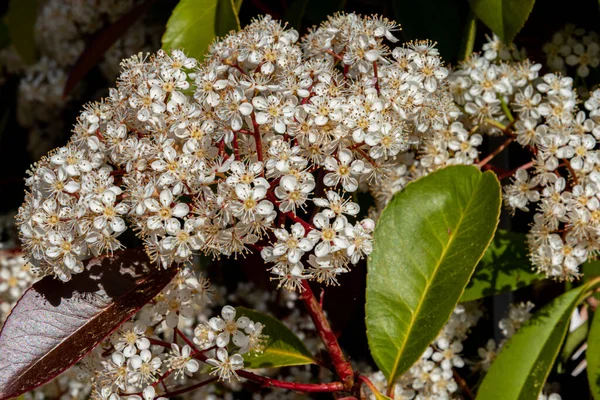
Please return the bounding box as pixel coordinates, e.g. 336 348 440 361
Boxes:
300 281 354 390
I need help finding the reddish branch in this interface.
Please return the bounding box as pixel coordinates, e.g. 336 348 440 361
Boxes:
300 280 354 390
251 113 264 162
161 377 218 398
497 160 535 180
453 369 474 400
373 62 380 95
477 136 515 167
237 370 344 392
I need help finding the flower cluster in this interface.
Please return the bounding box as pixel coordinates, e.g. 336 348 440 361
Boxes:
17 13 461 287
543 24 600 79
369 32 600 281
92 301 266 398
0 251 35 322
4 0 161 160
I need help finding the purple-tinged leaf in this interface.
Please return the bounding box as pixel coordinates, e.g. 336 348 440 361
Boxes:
62 0 153 97
0 249 177 400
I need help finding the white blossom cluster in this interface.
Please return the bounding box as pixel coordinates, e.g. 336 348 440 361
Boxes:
370 33 600 281
364 304 482 400
543 24 600 78
16 13 461 287
6 0 161 160
0 251 36 322
89 269 267 397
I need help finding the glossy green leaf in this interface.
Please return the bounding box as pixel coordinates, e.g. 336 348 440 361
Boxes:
283 0 309 31
162 0 240 61
5 0 37 64
469 0 535 43
589 311 600 399
461 230 539 302
366 165 501 384
235 307 315 369
559 320 588 370
216 0 241 37
460 12 477 61
584 260 600 281
392 0 469 63
477 285 589 400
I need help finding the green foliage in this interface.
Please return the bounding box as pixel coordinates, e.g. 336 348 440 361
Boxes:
461 230 539 302
557 320 588 373
283 0 309 30
216 0 241 37
235 307 315 369
5 0 37 64
366 165 501 385
392 0 469 63
477 284 591 400
162 0 241 60
470 0 535 43
589 310 600 400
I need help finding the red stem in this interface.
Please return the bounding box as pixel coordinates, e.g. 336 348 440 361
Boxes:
300 280 354 390
237 370 344 392
477 136 515 167
251 113 264 162
160 377 218 398
373 62 380 95
233 132 240 160
497 160 535 180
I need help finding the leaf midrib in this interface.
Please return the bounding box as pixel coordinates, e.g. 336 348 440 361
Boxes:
386 177 478 382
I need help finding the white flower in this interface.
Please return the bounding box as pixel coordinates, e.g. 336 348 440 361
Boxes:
323 149 364 192
166 344 200 379
144 189 189 233
272 223 314 263
209 305 250 348
307 213 350 257
230 184 274 222
128 349 161 385
89 191 128 233
207 347 244 381
313 191 359 218
194 322 216 349
217 88 254 131
274 175 315 213
114 321 150 358
252 94 295 133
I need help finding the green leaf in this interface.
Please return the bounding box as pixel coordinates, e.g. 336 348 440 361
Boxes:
235 307 315 369
560 320 588 364
469 0 536 43
215 0 241 37
392 0 469 64
162 0 240 61
583 260 600 281
589 310 600 399
5 0 37 64
283 0 309 31
461 230 539 302
366 165 501 385
477 285 590 400
459 12 477 61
